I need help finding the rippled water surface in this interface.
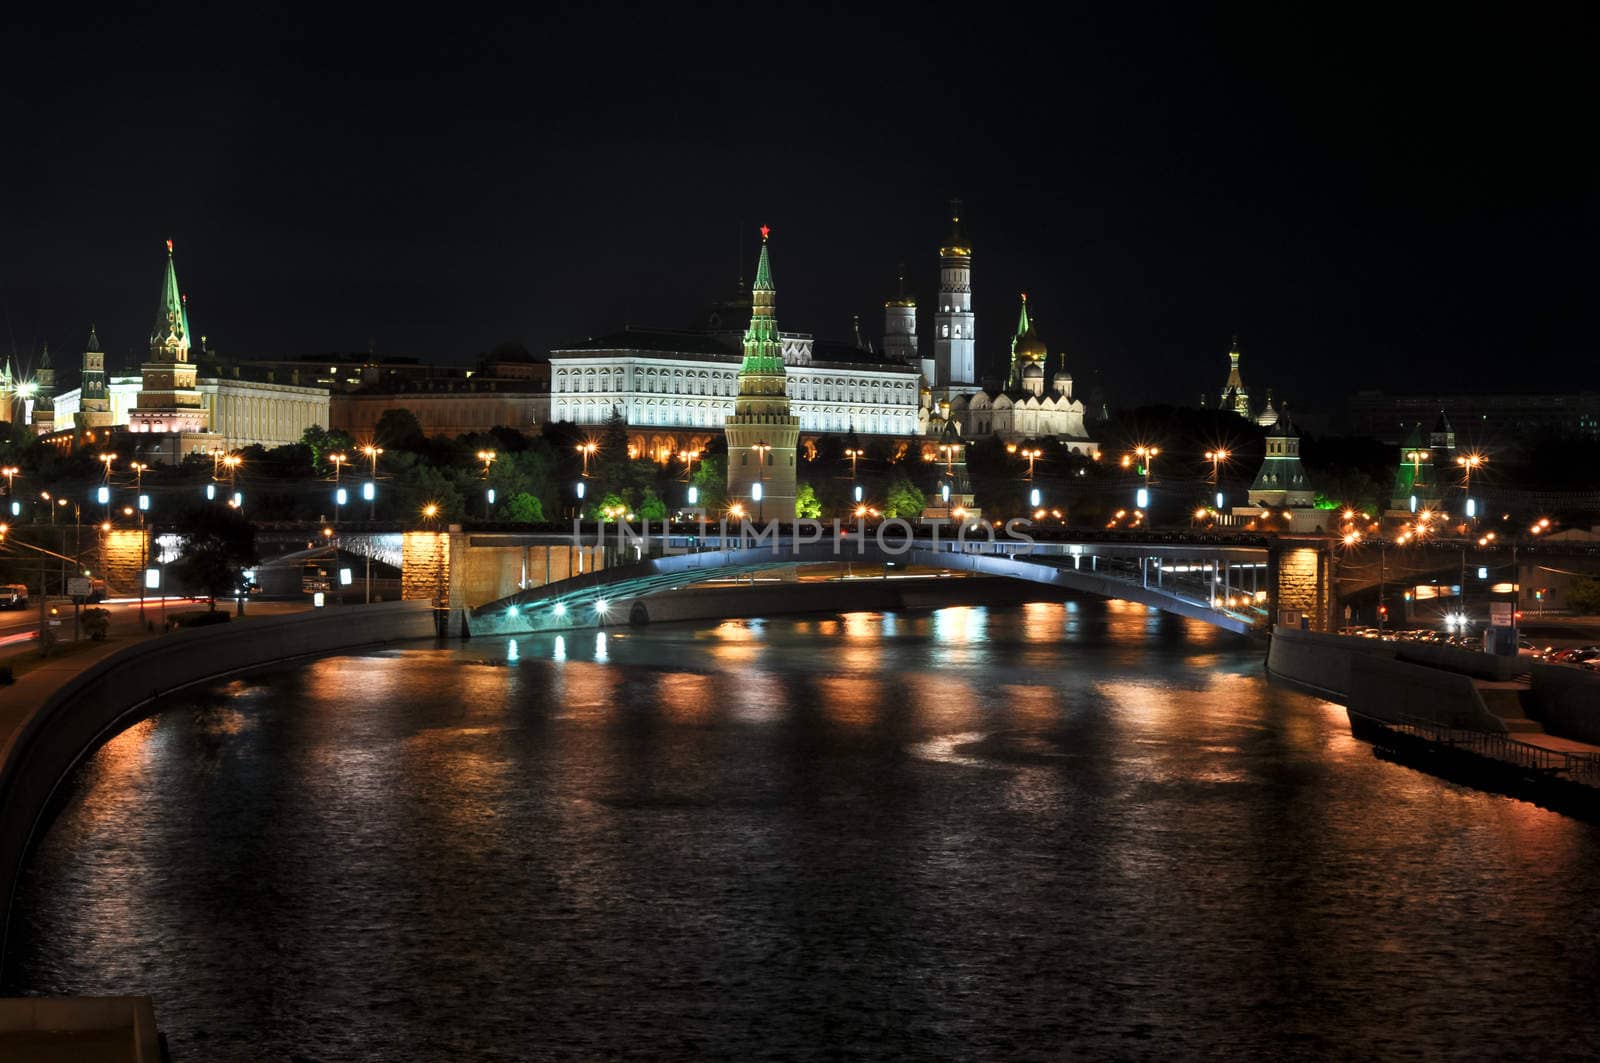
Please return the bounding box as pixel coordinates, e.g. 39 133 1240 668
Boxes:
8 600 1600 1060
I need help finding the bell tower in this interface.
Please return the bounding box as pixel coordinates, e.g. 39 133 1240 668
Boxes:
933 199 975 390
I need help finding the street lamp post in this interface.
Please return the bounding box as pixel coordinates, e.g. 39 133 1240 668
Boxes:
361 445 383 519
1456 452 1485 525
477 450 497 518
576 441 597 477
752 442 770 521
330 452 348 525
1205 449 1229 508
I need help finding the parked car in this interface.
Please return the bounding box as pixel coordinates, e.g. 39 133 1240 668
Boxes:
0 583 29 610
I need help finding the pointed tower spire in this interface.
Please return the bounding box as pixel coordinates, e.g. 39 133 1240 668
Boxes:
726 224 799 519
753 225 774 291
131 238 207 433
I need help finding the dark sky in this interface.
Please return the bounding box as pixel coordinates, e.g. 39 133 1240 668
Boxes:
1 4 1593 413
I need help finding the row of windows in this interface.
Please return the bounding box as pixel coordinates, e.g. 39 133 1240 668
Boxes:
551 398 916 435
554 367 917 405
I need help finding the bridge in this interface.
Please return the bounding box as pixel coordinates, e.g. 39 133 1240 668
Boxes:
458 526 1338 638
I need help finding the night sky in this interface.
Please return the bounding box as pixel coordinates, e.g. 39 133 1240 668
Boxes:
2 4 1592 414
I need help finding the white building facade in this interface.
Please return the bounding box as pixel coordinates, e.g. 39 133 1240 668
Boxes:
550 329 919 438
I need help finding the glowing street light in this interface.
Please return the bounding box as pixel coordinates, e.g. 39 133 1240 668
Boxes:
844 445 863 479
1 466 18 494
576 441 597 477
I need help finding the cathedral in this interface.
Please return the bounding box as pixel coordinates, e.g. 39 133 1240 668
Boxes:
935 294 1099 454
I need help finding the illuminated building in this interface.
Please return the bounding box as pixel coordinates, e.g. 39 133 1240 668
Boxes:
932 199 977 391
78 325 113 428
723 226 799 517
1217 334 1251 417
1246 406 1314 507
942 296 1099 454
128 240 207 434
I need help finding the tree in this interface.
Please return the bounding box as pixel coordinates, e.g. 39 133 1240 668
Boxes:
690 454 728 512
170 505 258 610
883 476 925 519
375 408 426 452
795 483 822 519
636 486 669 521
300 425 357 471
505 491 545 523
1567 577 1600 615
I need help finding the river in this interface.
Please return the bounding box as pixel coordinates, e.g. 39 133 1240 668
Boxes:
6 600 1600 1060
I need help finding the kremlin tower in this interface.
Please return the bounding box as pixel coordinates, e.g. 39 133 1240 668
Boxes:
882 264 919 368
129 239 207 434
79 325 112 429
723 226 799 520
933 200 975 391
1217 334 1251 417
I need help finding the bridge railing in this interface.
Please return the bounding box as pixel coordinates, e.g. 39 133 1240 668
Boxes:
1360 710 1600 786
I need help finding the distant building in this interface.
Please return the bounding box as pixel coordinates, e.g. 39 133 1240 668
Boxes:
1389 412 1457 512
881 264 919 369
1350 389 1600 444
1215 334 1253 418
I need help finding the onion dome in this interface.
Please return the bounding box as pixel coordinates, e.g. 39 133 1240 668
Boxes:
1015 324 1047 364
938 198 972 257
885 263 916 308
1023 362 1044 380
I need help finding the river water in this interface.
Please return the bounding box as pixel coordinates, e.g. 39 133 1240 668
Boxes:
6 600 1600 1060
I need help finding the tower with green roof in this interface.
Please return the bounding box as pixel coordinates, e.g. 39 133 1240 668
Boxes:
1249 406 1313 507
129 239 208 434
724 226 799 518
1389 423 1441 511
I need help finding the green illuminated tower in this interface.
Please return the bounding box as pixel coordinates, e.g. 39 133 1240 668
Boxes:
724 226 799 519
129 239 207 434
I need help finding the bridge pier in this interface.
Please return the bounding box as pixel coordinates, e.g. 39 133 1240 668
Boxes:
1267 539 1336 632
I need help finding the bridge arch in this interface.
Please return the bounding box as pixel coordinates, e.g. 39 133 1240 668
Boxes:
466 534 1279 638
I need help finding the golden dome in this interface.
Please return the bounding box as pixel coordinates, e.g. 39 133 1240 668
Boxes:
1015 324 1047 362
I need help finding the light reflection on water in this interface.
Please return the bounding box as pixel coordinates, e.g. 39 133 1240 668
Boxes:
7 599 1600 1061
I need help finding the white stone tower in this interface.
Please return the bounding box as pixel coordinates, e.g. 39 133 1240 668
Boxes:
933 199 975 390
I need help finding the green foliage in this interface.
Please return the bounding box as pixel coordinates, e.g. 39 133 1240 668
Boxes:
593 491 628 521
81 606 110 641
171 505 258 610
300 425 357 471
375 408 426 451
505 492 545 523
636 487 669 521
1567 577 1600 615
389 459 467 522
883 476 926 519
690 454 728 512
794 483 822 519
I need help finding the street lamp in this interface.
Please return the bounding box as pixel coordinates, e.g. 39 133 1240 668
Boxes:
0 466 17 495
97 452 115 480
330 452 348 525
678 448 701 482
752 441 770 521
844 445 863 479
361 444 383 517
1456 452 1485 522
1008 445 1041 480
1205 448 1229 507
937 443 956 476
576 441 597 477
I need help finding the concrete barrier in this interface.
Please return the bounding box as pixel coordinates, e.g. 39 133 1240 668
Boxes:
0 599 438 965
1528 663 1600 744
1347 654 1506 732
0 996 161 1060
1266 627 1518 699
1265 627 1397 700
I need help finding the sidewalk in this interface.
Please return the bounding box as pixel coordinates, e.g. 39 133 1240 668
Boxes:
1 601 314 760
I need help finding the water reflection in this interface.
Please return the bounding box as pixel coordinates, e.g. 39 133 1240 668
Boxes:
8 598 1600 1061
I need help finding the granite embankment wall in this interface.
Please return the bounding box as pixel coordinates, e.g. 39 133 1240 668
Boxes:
1266 627 1506 731
1527 663 1600 745
0 600 438 962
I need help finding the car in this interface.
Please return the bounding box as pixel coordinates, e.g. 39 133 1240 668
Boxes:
0 583 29 610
